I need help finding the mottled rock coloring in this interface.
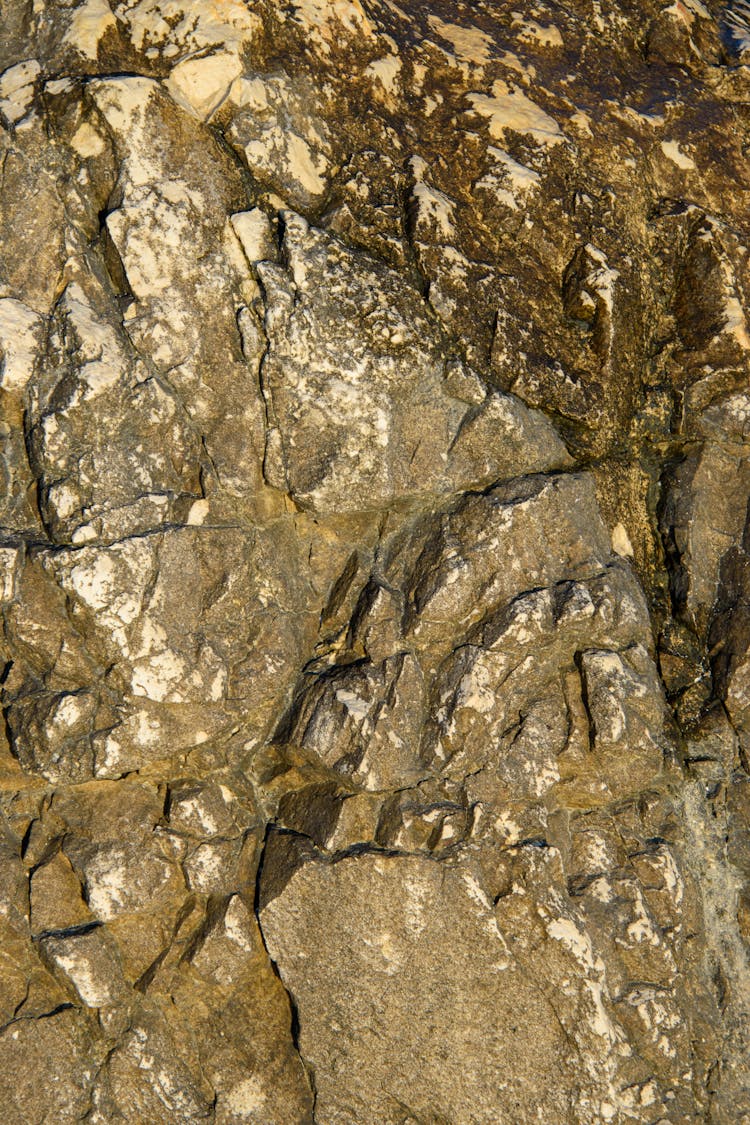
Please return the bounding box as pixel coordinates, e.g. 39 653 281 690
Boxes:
0 0 749 1122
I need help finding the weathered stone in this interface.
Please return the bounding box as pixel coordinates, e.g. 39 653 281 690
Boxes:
258 213 569 514
1 0 750 1119
261 852 573 1123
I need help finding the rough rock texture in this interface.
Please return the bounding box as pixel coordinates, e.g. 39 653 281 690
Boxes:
1 0 750 1122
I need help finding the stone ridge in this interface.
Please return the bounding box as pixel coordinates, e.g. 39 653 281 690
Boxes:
0 0 748 1122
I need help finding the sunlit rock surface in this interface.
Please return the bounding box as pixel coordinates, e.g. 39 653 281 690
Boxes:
0 0 749 1121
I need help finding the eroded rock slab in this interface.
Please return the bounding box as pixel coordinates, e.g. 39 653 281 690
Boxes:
261 852 582 1125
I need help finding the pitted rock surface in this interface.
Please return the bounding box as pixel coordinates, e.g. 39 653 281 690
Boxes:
0 1 750 1123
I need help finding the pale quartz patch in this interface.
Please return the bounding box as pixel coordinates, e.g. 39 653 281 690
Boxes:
546 916 621 1048
0 60 40 124
0 299 42 391
712 242 750 348
468 80 564 147
230 209 274 263
374 931 404 975
589 876 615 903
64 0 117 60
584 243 619 316
227 75 333 205
404 876 429 936
185 842 226 892
84 851 131 920
492 811 523 844
661 139 696 170
515 19 564 48
45 77 75 95
0 548 20 602
426 16 495 65
334 689 372 721
90 78 163 188
244 131 325 198
82 359 120 398
134 711 161 748
624 886 661 947
50 948 115 1007
569 109 593 136
66 540 151 648
71 525 98 545
55 283 129 404
165 52 242 120
410 155 456 237
547 917 596 970
98 735 125 775
611 522 634 558
721 294 750 348
412 182 456 237
664 0 709 24
229 76 268 111
71 553 117 612
71 121 106 157
116 0 260 55
64 283 123 362
490 146 540 190
47 484 79 523
130 648 189 703
173 793 219 835
476 146 540 209
501 49 536 78
186 498 209 525
226 1077 267 1116
579 832 613 874
529 757 560 797
611 104 665 131
462 872 494 914
285 132 327 196
106 189 197 299
455 667 496 715
366 54 402 95
53 695 85 729
227 897 261 954
288 0 375 52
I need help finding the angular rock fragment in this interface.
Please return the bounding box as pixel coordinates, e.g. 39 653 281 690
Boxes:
258 213 570 513
261 852 579 1124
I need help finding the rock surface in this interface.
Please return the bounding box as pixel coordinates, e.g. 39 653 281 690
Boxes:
0 0 750 1122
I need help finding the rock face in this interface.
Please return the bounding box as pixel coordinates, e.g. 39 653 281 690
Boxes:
1 1 750 1122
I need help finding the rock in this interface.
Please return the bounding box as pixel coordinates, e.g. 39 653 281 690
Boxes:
225 75 335 210
0 1009 94 1123
0 0 749 1120
261 852 581 1124
257 213 569 513
30 851 93 935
